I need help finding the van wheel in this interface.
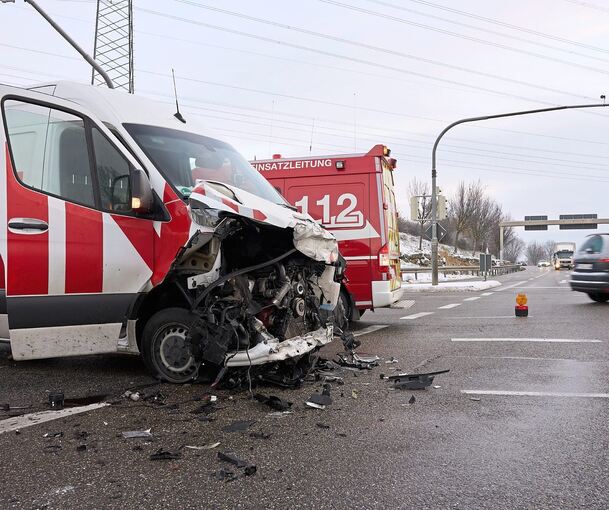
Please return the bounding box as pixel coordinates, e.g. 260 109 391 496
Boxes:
140 307 201 383
588 293 609 303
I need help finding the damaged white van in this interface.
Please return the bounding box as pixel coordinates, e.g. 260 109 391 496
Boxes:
0 82 346 383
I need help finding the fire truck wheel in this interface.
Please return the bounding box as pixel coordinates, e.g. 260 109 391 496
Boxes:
141 307 201 384
334 290 352 329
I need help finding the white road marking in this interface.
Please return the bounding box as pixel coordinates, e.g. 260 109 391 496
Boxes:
447 316 523 319
494 281 527 292
400 312 434 320
353 324 389 337
517 286 569 289
461 390 609 398
438 303 461 309
481 292 493 296
452 337 601 343
559 279 567 284
447 355 578 361
0 403 109 435
463 296 481 301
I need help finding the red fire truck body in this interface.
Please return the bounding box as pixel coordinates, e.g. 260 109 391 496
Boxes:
252 145 402 318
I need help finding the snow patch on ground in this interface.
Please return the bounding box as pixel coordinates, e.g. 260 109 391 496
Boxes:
401 272 477 283
401 280 501 293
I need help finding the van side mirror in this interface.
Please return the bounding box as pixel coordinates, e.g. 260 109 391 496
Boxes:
131 168 154 213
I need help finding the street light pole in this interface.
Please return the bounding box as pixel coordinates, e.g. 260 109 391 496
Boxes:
430 101 609 286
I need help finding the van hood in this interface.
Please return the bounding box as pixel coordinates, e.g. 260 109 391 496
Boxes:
188 181 339 264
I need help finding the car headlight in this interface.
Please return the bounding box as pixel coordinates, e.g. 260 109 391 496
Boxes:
189 206 222 228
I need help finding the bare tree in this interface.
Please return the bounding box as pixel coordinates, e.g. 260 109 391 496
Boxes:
525 241 546 265
450 181 477 253
543 240 556 260
504 237 525 263
408 178 431 250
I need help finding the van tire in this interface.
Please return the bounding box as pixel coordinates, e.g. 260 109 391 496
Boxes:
588 293 609 303
140 307 201 384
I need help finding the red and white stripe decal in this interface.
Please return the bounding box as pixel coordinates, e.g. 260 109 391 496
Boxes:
65 203 103 294
6 144 49 296
0 255 4 291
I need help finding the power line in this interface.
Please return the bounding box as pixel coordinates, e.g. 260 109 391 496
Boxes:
562 0 609 15
358 0 609 64
166 1 604 95
400 0 609 56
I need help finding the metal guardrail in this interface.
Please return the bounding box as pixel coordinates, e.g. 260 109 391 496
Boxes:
401 264 522 280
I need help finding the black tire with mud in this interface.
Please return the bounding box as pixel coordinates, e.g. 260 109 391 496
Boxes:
140 307 201 383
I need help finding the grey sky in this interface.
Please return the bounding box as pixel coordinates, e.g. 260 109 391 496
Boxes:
1 0 608 248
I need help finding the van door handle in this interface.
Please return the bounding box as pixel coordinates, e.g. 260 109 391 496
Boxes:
8 218 49 234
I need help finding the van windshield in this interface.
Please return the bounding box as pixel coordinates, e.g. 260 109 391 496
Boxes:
123 124 285 204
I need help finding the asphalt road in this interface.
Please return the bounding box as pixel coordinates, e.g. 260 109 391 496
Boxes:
1 267 608 510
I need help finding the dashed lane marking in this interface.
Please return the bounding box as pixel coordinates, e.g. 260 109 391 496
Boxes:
461 390 609 398
400 312 434 320
494 281 527 292
452 337 601 343
353 325 389 337
438 303 461 309
0 403 109 435
481 292 493 296
446 316 522 319
463 296 481 301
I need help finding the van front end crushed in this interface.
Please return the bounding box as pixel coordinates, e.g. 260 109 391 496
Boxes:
145 181 346 383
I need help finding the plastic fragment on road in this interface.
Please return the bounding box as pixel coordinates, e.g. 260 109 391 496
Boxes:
408 395 416 404
306 384 332 409
254 393 293 411
335 352 379 370
250 431 272 439
470 397 481 402
385 357 399 364
351 390 358 399
122 429 153 439
222 420 256 433
316 422 330 429
217 451 257 476
48 392 64 410
149 449 182 461
385 369 450 390
267 411 293 418
185 442 220 450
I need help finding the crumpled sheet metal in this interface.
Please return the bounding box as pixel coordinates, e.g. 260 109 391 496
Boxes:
225 326 333 367
292 221 339 264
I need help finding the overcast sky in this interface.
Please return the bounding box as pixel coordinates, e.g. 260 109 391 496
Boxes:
1 0 609 248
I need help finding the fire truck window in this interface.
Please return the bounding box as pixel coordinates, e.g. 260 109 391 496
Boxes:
3 100 96 208
92 127 132 212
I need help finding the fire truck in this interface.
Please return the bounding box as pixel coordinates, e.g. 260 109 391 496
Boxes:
251 145 403 320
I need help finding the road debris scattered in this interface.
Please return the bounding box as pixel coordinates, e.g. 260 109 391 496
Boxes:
122 429 153 439
185 442 221 450
217 451 257 476
316 422 330 429
254 393 292 411
267 411 293 418
306 384 332 409
149 449 182 461
335 352 379 370
385 357 399 364
351 389 358 399
383 369 450 390
408 395 416 404
43 432 63 438
469 397 481 402
250 431 272 439
222 420 256 433
48 392 64 410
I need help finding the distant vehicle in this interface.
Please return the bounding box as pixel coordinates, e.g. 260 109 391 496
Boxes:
537 260 551 267
251 145 403 320
570 234 609 303
552 242 576 270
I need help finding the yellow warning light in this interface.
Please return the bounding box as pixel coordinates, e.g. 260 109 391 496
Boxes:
516 293 528 306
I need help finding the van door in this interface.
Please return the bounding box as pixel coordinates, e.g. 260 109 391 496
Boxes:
0 86 154 359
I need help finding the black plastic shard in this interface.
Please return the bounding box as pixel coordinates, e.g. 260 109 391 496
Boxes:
222 420 256 433
306 383 332 408
388 369 450 390
149 449 182 461
253 394 293 411
217 451 256 476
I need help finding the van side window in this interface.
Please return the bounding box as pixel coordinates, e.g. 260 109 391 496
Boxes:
3 100 96 208
92 127 132 212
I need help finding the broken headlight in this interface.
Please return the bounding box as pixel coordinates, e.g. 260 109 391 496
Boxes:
190 206 222 229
